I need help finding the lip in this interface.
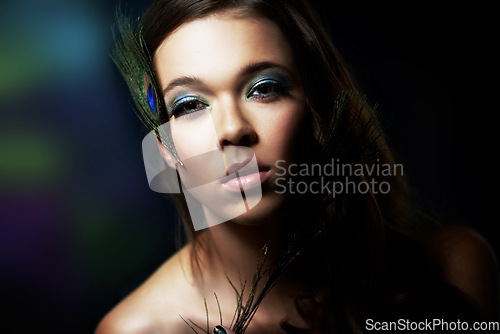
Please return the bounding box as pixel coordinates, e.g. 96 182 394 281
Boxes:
221 169 271 192
226 157 252 176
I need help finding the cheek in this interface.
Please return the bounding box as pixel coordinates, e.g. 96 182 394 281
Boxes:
169 112 219 161
257 101 305 159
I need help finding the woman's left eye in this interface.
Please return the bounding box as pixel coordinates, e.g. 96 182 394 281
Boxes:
246 79 287 101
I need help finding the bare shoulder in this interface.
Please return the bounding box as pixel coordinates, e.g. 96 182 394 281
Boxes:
426 225 500 318
94 244 201 334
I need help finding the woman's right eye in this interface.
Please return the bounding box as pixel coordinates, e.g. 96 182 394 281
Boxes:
169 96 209 118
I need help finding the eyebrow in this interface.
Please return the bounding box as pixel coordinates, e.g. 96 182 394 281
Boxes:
161 61 290 95
162 76 202 95
239 61 289 78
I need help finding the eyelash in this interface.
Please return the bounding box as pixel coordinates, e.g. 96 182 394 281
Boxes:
169 95 209 118
245 79 289 102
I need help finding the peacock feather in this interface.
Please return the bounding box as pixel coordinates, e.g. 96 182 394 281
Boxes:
180 229 323 334
110 11 182 165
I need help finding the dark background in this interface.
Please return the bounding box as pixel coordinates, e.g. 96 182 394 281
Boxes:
0 1 497 332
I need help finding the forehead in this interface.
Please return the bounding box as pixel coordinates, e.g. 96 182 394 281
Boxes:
153 12 294 86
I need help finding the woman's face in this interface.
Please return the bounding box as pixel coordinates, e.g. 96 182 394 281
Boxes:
154 12 306 227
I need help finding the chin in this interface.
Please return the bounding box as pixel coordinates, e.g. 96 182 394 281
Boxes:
229 192 288 226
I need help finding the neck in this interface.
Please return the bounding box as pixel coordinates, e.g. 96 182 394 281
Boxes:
202 217 286 282
193 198 312 294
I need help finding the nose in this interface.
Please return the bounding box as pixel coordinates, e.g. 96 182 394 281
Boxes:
213 97 257 148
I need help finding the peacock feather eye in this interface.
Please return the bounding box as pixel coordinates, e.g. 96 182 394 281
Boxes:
143 71 159 120
147 83 155 113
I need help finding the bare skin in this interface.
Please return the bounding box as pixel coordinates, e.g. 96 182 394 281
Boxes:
94 239 307 334
426 225 500 319
95 224 499 334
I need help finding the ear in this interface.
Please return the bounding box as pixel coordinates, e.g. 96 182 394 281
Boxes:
157 140 178 170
